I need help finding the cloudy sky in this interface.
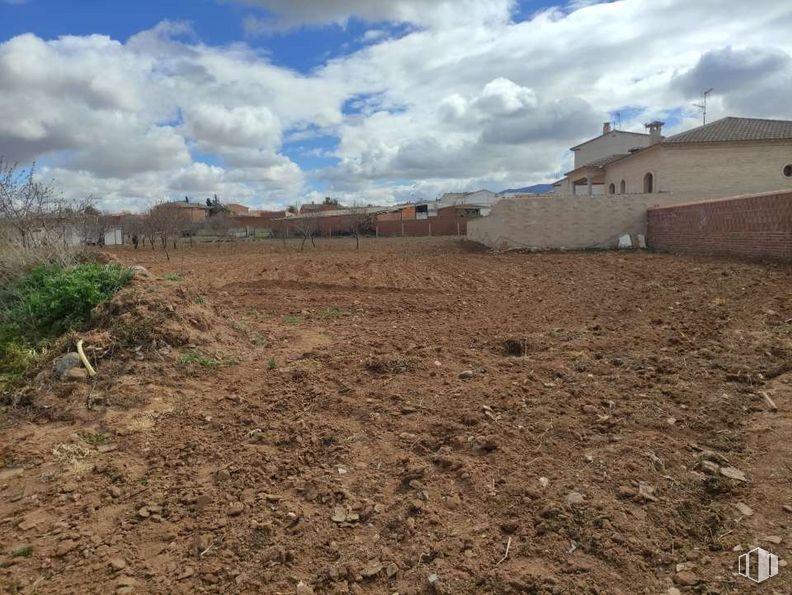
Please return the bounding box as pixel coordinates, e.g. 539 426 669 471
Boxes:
1 0 791 212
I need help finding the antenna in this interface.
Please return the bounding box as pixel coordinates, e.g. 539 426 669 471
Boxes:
693 88 713 125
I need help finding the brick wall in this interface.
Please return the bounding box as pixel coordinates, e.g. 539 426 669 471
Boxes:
467 193 699 250
647 189 792 260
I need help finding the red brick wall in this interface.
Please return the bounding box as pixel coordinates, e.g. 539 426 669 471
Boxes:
647 190 792 260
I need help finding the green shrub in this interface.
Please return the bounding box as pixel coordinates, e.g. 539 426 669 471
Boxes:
2 263 133 343
0 263 133 386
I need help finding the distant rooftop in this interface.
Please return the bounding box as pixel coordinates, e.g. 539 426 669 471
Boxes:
663 117 792 144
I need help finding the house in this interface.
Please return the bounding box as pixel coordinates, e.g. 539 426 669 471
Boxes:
166 202 209 222
225 203 250 217
552 117 792 197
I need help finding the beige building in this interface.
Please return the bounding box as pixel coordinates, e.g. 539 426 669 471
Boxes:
553 117 792 198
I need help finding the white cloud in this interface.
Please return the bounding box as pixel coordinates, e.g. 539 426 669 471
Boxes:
236 0 514 32
3 0 792 209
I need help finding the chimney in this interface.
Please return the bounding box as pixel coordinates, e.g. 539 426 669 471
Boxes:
603 122 612 135
645 120 665 144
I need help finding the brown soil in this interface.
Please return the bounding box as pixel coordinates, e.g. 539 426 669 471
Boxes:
1 237 791 594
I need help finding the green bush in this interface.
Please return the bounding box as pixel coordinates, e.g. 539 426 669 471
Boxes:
1 263 133 343
0 263 133 387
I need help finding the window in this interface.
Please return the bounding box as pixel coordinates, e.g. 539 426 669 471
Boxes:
608 183 615 194
784 164 792 178
620 180 626 194
643 172 654 193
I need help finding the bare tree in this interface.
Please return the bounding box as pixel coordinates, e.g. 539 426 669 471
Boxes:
0 158 58 248
345 206 372 250
294 216 319 251
146 202 192 260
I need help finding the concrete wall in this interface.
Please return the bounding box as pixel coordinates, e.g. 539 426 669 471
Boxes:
573 130 652 169
466 193 699 251
604 141 792 197
647 189 792 261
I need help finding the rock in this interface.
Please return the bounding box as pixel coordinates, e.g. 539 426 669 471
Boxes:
667 589 681 595
565 492 584 506
719 466 747 482
109 557 127 571
782 504 792 514
538 477 549 489
331 506 347 523
195 494 212 509
428 573 440 586
360 560 383 578
137 507 150 519
55 539 78 557
458 370 474 380
699 460 720 475
108 486 122 498
762 535 782 544
617 486 637 499
116 576 138 588
63 367 88 381
734 502 753 516
52 353 82 379
227 502 245 516
296 581 314 595
177 567 195 580
385 563 399 578
673 571 700 586
637 482 658 502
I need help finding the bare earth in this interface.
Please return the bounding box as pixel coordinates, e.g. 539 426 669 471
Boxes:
1 237 791 594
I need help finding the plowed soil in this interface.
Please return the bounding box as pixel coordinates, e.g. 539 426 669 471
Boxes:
1 237 791 594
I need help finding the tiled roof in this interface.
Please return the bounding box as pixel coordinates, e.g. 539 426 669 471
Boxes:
663 117 792 144
565 154 628 175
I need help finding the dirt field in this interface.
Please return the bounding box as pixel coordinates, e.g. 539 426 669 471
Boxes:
1 237 791 594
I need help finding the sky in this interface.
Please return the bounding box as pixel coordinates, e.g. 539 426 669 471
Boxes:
1 0 792 212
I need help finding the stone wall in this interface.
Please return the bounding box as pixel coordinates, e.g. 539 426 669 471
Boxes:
466 193 699 251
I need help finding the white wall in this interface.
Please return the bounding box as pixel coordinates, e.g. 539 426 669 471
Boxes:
573 131 653 168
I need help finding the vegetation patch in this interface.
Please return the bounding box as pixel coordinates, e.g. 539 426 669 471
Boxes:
178 349 223 370
12 546 33 558
0 263 133 389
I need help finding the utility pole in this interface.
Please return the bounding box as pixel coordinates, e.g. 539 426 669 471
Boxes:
693 88 713 125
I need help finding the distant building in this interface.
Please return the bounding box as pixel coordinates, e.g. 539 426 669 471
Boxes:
225 203 250 217
164 202 209 223
438 189 498 208
552 117 792 197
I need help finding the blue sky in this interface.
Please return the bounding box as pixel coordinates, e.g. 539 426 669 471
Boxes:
1 0 791 211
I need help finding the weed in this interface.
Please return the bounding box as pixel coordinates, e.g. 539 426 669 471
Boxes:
284 314 301 325
178 350 222 369
267 357 276 370
164 273 181 282
194 295 206 305
251 333 269 347
319 307 347 319
12 546 33 558
81 431 108 446
0 263 132 383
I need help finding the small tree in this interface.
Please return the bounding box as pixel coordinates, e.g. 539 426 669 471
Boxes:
346 206 372 250
294 216 319 251
0 158 58 248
